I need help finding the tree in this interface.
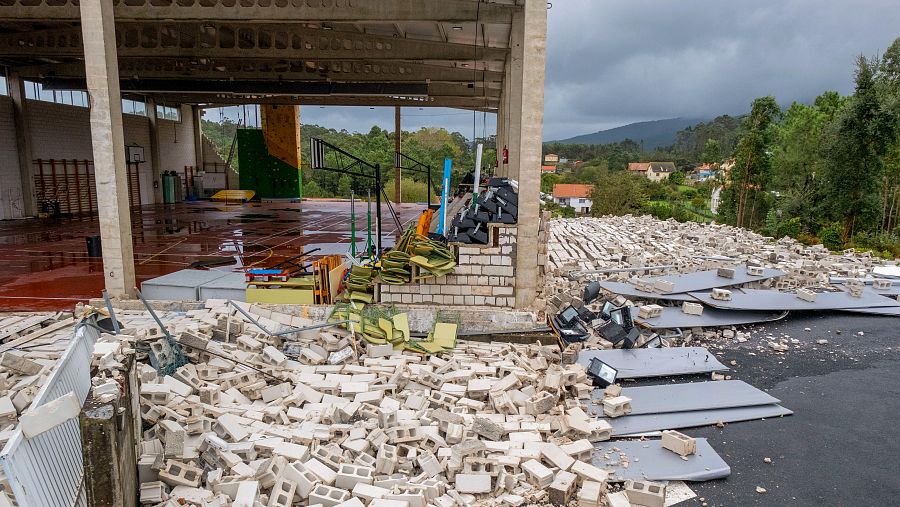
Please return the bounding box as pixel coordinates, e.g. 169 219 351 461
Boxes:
823 55 897 242
540 172 562 193
589 171 647 217
700 139 721 164
669 171 686 185
728 97 781 228
769 98 832 231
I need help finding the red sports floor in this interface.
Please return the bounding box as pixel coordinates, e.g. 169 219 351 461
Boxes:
0 200 422 311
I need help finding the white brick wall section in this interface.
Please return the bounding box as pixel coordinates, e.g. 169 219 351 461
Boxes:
0 99 197 208
157 105 198 173
0 97 24 219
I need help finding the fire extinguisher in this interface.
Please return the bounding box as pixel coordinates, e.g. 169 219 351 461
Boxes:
502 145 509 164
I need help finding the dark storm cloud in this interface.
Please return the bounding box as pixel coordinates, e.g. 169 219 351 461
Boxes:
544 0 900 139
211 1 900 141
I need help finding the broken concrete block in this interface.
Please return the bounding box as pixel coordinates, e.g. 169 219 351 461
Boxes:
548 470 576 505
267 477 298 507
309 484 351 507
747 265 764 276
158 460 202 488
624 480 665 507
653 280 675 293
455 474 492 494
661 430 697 456
716 267 735 279
637 305 663 319
524 391 557 415
681 302 704 316
796 288 817 302
602 396 632 418
570 460 609 484
873 278 893 289
19 391 80 438
633 278 654 293
139 481 169 504
605 491 631 507
472 417 503 441
710 288 732 301
334 464 374 490
0 352 43 375
604 384 621 397
577 481 603 507
282 460 320 498
541 443 575 471
521 459 554 488
233 480 260 507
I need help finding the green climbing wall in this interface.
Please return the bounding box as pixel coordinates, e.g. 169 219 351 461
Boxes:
237 128 300 199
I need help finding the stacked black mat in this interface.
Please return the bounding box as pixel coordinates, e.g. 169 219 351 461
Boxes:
447 178 519 244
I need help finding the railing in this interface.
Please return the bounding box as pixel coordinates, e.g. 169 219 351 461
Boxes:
0 320 99 507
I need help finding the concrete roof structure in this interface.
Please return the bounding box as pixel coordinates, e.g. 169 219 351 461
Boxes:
0 0 520 111
0 0 548 309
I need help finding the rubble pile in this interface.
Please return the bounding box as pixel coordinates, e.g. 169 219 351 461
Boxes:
91 301 634 507
546 216 888 294
0 313 77 435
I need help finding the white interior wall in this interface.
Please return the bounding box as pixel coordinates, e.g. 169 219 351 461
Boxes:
0 97 24 220
0 98 198 219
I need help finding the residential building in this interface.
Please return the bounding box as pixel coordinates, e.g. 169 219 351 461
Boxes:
552 183 593 214
544 153 559 164
542 165 557 174
627 162 677 182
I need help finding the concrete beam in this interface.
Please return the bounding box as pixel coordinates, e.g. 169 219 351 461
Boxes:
512 0 546 309
7 72 36 216
18 59 504 85
185 94 499 110
80 0 137 298
0 0 518 23
0 23 509 61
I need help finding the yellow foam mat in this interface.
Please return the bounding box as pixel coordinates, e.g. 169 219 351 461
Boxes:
211 190 256 201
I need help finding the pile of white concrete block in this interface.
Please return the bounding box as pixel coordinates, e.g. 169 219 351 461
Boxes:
0 313 78 444
91 301 622 507
546 215 889 295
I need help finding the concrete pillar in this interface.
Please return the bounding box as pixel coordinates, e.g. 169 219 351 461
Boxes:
394 106 402 203
192 105 203 171
80 357 139 507
513 0 547 309
146 98 163 204
8 73 36 216
506 9 525 182
80 0 136 298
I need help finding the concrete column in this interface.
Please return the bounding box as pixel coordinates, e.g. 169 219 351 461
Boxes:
394 106 402 203
505 9 525 182
192 105 203 170
80 0 136 298
146 98 163 204
513 0 547 309
8 73 36 216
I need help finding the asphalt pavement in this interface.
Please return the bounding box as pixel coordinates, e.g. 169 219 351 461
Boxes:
681 312 900 506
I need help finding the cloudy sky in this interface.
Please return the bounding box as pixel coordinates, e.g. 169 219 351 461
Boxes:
208 0 900 141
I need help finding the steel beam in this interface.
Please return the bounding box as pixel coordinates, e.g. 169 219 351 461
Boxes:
0 0 518 23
